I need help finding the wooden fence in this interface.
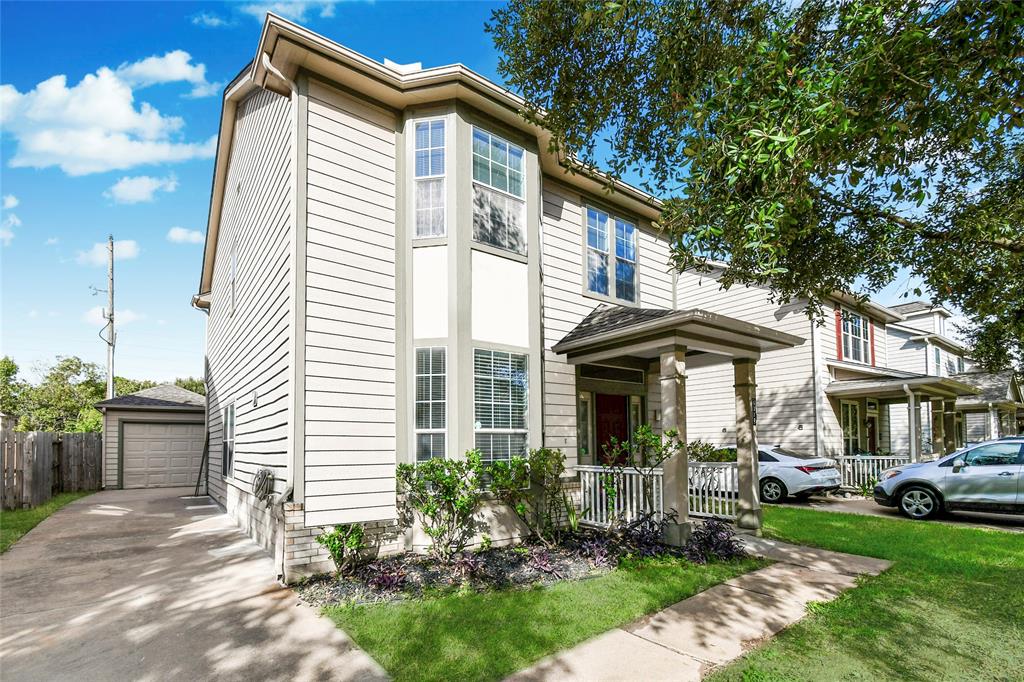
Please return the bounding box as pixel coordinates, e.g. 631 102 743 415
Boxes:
1 428 102 510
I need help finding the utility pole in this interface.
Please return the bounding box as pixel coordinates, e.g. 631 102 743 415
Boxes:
106 235 115 399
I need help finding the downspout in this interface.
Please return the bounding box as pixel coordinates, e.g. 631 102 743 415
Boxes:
902 384 918 462
810 319 823 458
192 297 211 497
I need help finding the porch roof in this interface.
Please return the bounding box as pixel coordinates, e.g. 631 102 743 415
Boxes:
552 305 804 365
824 375 979 400
951 370 1024 410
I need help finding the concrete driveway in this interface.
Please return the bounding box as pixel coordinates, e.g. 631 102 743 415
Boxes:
776 494 1024 532
0 488 387 681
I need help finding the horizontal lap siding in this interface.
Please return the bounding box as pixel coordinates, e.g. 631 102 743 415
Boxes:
540 181 674 466
676 270 816 453
206 88 293 510
303 80 397 527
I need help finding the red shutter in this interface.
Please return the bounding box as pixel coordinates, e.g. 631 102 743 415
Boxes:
834 307 843 362
870 321 877 366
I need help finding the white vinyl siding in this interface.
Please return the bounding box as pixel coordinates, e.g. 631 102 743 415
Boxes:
413 119 445 237
205 86 293 516
842 309 871 364
303 79 397 526
474 349 528 463
415 347 446 461
472 127 526 255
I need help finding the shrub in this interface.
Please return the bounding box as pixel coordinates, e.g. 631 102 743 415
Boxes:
577 537 614 568
452 552 487 579
362 563 408 593
397 451 486 562
489 447 570 547
688 440 737 462
316 524 366 576
683 518 746 564
600 426 684 532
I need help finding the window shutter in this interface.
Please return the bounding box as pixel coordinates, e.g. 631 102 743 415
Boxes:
870 320 876 366
834 306 843 362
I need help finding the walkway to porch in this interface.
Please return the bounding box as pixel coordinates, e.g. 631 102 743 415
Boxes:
508 534 891 681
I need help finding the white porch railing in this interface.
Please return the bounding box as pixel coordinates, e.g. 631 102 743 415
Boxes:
688 462 739 520
837 455 910 490
576 461 740 526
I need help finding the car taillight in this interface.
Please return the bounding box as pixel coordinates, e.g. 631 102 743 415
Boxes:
795 466 817 474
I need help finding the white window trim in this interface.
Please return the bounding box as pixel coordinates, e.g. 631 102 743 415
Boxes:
413 117 447 239
841 308 871 365
414 346 447 461
583 204 639 305
472 347 529 463
222 401 235 479
471 126 527 256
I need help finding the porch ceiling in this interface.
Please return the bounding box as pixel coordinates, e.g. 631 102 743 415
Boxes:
825 375 979 400
552 305 804 366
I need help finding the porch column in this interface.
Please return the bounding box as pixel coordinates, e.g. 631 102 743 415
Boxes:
930 400 945 457
659 346 691 546
988 404 1000 439
734 358 762 531
942 400 957 453
906 390 920 463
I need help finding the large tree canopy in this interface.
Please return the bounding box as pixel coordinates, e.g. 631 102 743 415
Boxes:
489 0 1024 371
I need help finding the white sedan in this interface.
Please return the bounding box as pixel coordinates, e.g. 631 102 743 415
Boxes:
712 445 842 502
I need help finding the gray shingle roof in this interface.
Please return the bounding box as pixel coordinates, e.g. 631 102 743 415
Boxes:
950 370 1022 405
96 384 205 411
889 300 935 315
558 305 676 346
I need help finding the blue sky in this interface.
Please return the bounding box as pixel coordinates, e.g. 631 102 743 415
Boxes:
0 0 930 383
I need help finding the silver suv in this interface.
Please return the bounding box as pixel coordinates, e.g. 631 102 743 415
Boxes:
873 438 1024 519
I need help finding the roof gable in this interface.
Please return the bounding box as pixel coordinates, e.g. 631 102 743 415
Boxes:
96 384 205 411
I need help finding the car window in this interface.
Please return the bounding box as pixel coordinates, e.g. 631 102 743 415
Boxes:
758 451 778 463
963 443 1024 466
770 447 818 460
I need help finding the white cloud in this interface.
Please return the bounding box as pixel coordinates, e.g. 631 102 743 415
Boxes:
1 213 21 246
240 1 336 22
45 237 59 245
3 195 18 209
105 174 178 204
76 239 140 266
192 12 230 27
167 226 204 244
115 50 221 98
0 57 217 176
83 306 144 327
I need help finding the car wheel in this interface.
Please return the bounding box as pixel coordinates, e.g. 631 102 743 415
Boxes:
760 478 787 503
898 486 941 520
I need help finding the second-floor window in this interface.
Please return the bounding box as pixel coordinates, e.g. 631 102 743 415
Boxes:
957 356 965 373
933 345 942 376
841 310 870 364
472 127 526 255
414 119 445 237
586 206 637 303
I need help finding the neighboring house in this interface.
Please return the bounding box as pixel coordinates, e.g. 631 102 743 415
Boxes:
675 267 979 462
948 370 1024 444
189 16 800 580
95 385 206 490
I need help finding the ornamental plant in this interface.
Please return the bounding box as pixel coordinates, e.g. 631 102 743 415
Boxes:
489 447 570 547
315 523 366 577
600 425 684 532
396 451 486 563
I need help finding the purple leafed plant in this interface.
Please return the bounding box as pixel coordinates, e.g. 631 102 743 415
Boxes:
527 547 561 577
451 552 486 579
577 538 614 568
683 518 746 564
363 563 408 593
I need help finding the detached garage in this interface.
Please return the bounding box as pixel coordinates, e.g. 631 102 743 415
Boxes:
96 385 206 490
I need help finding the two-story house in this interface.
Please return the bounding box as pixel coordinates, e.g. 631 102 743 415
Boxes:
190 15 801 580
887 301 1022 444
674 267 980 462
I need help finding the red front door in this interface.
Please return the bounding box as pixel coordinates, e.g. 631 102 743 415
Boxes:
595 393 630 464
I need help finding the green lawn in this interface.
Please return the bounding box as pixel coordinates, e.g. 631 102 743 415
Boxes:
326 555 765 682
711 507 1024 682
0 492 92 553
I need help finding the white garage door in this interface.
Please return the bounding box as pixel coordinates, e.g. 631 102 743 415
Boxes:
122 422 205 489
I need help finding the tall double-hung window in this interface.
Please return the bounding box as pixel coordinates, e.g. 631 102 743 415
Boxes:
415 347 446 461
841 310 871 364
472 127 526 255
414 120 445 237
222 402 235 478
473 349 528 463
586 206 637 303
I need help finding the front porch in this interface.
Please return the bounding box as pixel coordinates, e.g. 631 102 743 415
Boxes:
552 306 804 537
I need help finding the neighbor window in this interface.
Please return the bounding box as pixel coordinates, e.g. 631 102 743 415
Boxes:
586 206 637 303
414 119 445 237
840 401 860 456
222 402 235 478
841 310 871 364
472 127 526 255
933 345 942 377
473 349 528 463
957 356 965 373
415 347 446 461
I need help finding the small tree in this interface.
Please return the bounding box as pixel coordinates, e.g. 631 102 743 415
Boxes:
600 425 685 532
396 451 487 562
316 524 366 577
490 447 570 547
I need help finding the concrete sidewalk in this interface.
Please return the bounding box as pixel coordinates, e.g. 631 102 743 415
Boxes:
507 537 890 681
0 488 386 682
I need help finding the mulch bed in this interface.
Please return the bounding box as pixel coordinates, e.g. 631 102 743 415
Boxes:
296 544 610 607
